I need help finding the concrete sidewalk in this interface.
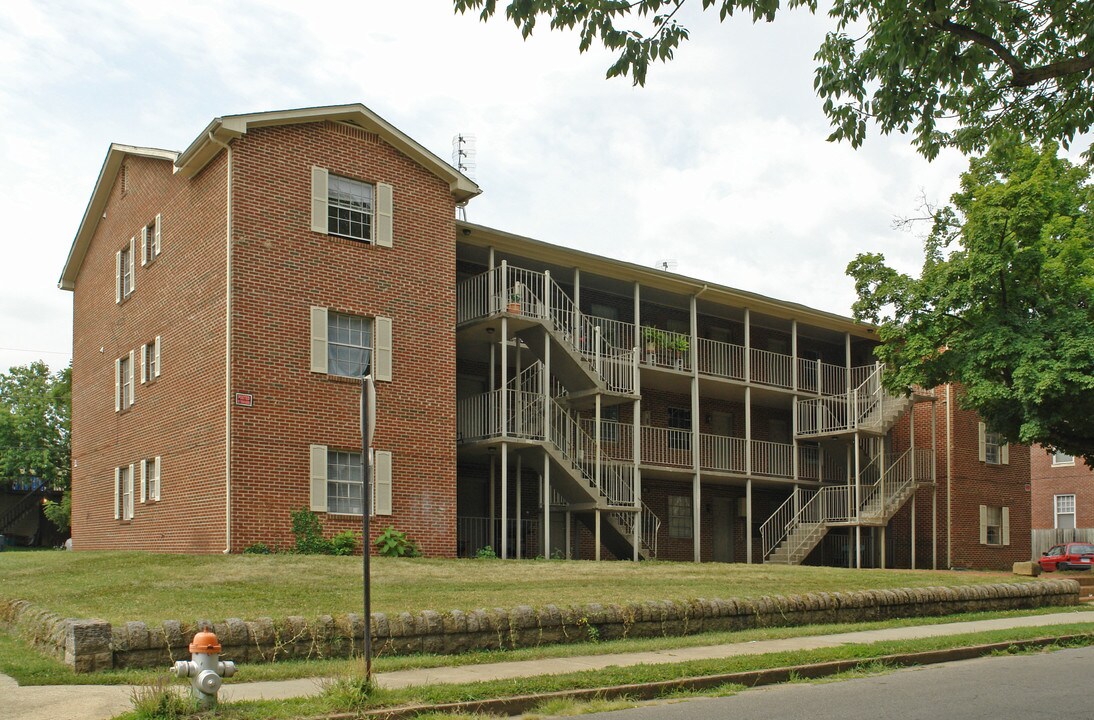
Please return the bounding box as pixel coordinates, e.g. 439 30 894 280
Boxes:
5 611 1094 720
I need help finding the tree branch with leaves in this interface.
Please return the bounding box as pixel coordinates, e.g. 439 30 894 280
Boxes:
455 0 1094 159
847 138 1094 464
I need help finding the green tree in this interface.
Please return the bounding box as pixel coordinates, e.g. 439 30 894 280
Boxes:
847 138 1094 463
454 1 1094 159
0 362 71 531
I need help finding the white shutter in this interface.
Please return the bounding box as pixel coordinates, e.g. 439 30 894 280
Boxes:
1000 443 1009 465
140 344 148 384
375 182 393 247
375 316 392 381
374 450 393 515
154 456 161 501
311 167 329 233
310 444 328 512
979 505 988 544
1002 506 1011 545
126 464 135 519
114 467 120 520
128 237 136 291
977 422 986 462
140 459 148 503
128 350 136 406
154 336 161 378
154 213 162 255
141 226 149 266
310 307 328 373
115 251 122 303
115 357 121 412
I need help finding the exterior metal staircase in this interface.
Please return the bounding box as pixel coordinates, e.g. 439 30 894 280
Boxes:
761 448 933 565
797 364 914 438
0 488 44 536
457 262 637 397
457 362 660 558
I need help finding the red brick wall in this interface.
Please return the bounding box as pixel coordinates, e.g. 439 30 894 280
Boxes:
70 153 229 552
1030 446 1094 529
227 122 458 555
893 387 1032 570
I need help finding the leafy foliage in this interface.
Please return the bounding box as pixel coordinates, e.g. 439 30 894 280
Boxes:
243 541 272 554
454 1 1094 159
42 492 71 534
847 138 1094 462
330 530 360 556
0 361 70 490
290 507 337 555
373 526 421 558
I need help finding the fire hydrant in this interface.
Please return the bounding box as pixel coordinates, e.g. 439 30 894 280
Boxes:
172 629 237 709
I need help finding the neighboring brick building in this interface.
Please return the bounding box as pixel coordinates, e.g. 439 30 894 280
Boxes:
1031 446 1093 531
60 104 1030 569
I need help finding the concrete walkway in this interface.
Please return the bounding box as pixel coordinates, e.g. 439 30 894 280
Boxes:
5 611 1094 720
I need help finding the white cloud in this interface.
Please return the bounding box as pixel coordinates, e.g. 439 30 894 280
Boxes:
0 0 988 371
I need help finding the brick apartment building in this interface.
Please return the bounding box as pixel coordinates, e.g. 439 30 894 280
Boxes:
1031 447 1093 531
59 103 1030 569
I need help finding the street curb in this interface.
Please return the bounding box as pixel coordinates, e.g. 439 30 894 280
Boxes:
317 632 1094 719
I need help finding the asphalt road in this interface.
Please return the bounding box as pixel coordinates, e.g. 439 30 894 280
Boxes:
557 645 1093 720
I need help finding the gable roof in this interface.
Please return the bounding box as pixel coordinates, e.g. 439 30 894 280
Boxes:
59 104 481 291
175 104 481 202
58 144 178 290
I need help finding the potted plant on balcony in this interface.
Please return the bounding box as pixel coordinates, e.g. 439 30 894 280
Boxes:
507 290 521 314
669 336 690 370
642 326 664 364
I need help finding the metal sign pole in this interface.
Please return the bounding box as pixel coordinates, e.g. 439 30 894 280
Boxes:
360 374 375 681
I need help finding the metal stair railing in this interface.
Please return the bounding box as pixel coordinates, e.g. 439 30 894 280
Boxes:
0 488 44 533
857 448 934 522
610 503 662 558
457 263 635 393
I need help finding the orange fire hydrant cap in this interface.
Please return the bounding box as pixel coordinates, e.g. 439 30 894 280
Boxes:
189 630 222 654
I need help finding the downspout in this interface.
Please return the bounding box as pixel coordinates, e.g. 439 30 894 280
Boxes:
208 131 233 554
945 383 953 568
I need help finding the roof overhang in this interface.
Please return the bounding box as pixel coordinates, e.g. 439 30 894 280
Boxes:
174 103 481 203
58 144 179 291
456 220 878 339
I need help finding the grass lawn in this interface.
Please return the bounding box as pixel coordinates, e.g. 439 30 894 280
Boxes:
0 552 1030 625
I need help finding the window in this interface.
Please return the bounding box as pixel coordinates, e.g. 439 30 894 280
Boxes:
328 312 372 378
116 236 136 302
310 167 393 246
668 495 693 539
115 464 134 520
141 457 161 503
979 504 1010 546
327 451 364 514
309 445 392 516
668 407 692 451
1055 494 1076 529
141 337 161 383
310 307 392 381
978 422 1009 465
1052 451 1075 467
328 175 374 241
116 351 135 411
141 214 161 265
984 432 1003 464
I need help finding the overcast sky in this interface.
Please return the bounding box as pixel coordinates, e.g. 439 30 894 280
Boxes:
0 0 977 374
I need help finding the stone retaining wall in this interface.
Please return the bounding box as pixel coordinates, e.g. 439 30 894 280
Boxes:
1 579 1079 672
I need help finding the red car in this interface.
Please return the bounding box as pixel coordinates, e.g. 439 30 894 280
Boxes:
1039 543 1094 572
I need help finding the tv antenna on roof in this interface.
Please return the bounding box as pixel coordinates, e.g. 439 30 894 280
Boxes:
452 133 476 221
657 259 678 272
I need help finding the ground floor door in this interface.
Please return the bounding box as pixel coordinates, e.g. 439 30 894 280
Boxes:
713 497 736 562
